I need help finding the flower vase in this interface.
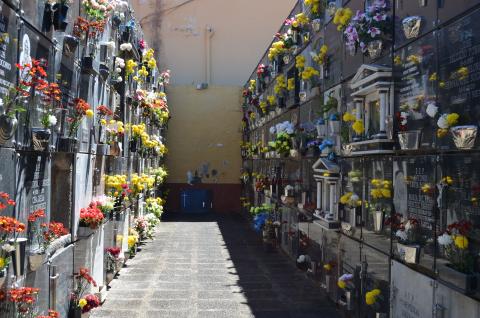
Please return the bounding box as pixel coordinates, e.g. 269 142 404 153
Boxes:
324 273 331 293
396 243 421 264
312 19 322 32
10 238 27 277
0 114 18 145
129 139 138 153
29 252 47 271
109 142 121 156
41 3 54 32
440 264 479 294
373 210 384 233
53 3 70 31
68 305 82 318
32 128 51 151
106 270 115 284
57 137 78 153
77 226 95 238
367 40 383 59
450 125 477 149
97 143 110 156
398 130 421 150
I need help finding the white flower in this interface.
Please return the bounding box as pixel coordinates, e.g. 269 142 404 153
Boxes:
395 230 408 241
117 76 123 82
339 273 353 281
116 68 121 73
350 194 359 202
48 115 57 126
285 127 294 135
426 102 438 118
273 221 280 226
269 126 276 134
437 233 453 246
404 221 413 231
297 255 305 263
2 243 15 253
437 114 449 129
0 99 4 107
120 43 132 51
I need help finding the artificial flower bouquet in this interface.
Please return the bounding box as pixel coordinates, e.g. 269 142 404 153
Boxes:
28 208 68 253
268 121 295 156
79 203 105 229
70 268 100 315
91 195 115 216
437 220 475 274
105 246 121 272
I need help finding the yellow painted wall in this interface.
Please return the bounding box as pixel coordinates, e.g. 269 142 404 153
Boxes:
165 85 243 184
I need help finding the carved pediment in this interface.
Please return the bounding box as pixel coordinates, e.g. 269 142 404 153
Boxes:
313 158 340 180
350 64 392 94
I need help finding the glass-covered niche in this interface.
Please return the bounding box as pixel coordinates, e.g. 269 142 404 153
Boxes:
339 157 364 230
394 0 437 49
363 157 392 254
437 153 480 297
392 156 436 271
323 18 342 90
394 32 436 150
437 8 480 151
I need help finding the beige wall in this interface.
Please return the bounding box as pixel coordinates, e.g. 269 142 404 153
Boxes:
164 85 243 184
132 0 296 85
131 0 295 188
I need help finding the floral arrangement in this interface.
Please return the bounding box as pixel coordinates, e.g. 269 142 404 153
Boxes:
82 0 115 21
28 209 68 252
304 0 322 19
268 40 286 61
268 121 295 155
340 192 361 208
91 195 115 215
105 174 130 198
40 82 62 129
256 64 270 82
370 179 392 201
436 112 459 138
337 273 353 289
2 59 48 119
287 78 295 91
68 98 93 138
296 55 305 71
274 75 287 95
285 12 310 31
134 217 150 239
394 217 422 245
79 203 104 229
343 110 364 135
312 44 328 66
145 197 164 219
128 228 139 254
105 120 125 144
365 288 382 305
333 7 353 31
300 66 319 81
73 17 106 56
105 246 121 272
7 286 40 316
125 59 138 77
96 105 113 123
71 268 99 313
437 220 474 273
130 173 155 196
0 194 25 272
343 1 390 55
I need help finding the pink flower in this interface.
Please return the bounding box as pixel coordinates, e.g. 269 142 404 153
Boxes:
373 14 387 22
368 27 381 38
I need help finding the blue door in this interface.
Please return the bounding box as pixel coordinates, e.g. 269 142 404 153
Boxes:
180 189 212 213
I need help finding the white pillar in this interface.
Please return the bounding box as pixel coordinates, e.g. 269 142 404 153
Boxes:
316 181 321 210
354 98 363 120
329 183 335 215
379 89 388 136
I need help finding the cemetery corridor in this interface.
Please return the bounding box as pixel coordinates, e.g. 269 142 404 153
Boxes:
90 214 340 318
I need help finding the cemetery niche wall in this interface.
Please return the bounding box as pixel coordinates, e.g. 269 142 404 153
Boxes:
0 0 170 317
241 1 480 317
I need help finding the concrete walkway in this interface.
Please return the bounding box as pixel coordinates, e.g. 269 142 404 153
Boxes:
91 214 340 318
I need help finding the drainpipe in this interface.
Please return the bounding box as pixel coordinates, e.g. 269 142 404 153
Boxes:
205 25 215 84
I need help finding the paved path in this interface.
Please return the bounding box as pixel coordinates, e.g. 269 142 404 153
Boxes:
91 214 340 318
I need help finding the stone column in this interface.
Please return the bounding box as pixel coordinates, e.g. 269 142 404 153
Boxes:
353 98 363 141
329 182 336 216
316 181 321 210
377 88 388 138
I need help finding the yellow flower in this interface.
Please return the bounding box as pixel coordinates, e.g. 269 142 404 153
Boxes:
333 8 353 30
439 81 446 88
267 95 276 106
86 109 94 118
446 113 459 127
454 235 468 249
338 280 346 289
380 188 391 198
323 263 332 271
365 289 381 306
78 299 87 309
100 119 107 125
296 55 306 70
421 183 432 194
0 257 5 269
455 67 469 80
394 55 402 65
437 128 448 138
407 54 421 64
340 192 352 204
429 72 437 81
287 78 295 91
343 112 356 122
352 120 364 135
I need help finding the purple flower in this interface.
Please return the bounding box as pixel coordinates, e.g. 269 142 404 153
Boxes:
353 10 365 22
373 13 387 22
368 27 381 38
359 42 367 52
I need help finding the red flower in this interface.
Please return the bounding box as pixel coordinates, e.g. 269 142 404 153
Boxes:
28 209 46 222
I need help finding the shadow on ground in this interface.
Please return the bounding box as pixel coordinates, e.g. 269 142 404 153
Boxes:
162 212 341 318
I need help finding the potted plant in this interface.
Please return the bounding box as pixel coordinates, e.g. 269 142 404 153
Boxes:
394 217 423 264
437 220 479 294
28 209 68 271
69 268 100 318
78 202 104 238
